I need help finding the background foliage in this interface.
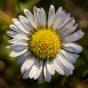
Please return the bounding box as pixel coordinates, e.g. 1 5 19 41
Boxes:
0 0 88 88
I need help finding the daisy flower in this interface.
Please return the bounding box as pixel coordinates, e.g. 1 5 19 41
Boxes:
7 5 84 82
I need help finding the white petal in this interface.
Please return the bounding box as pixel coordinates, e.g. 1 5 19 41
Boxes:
22 57 35 79
60 20 77 36
44 62 51 82
29 59 39 79
10 44 27 51
53 7 70 30
7 34 28 44
10 49 28 57
19 15 29 25
24 8 37 29
10 24 22 33
62 24 78 36
21 56 35 74
7 31 17 37
66 18 75 27
41 8 46 27
63 66 73 76
53 10 65 30
56 54 73 76
34 7 46 28
19 15 33 33
54 7 62 21
46 60 55 75
34 60 43 80
57 53 74 70
33 6 39 29
62 43 83 53
12 18 29 34
14 34 29 40
57 17 73 31
33 7 46 28
21 53 33 79
52 58 64 75
62 30 84 43
17 52 30 64
8 39 20 44
53 11 66 30
55 55 73 75
60 49 79 64
8 39 27 45
38 72 43 81
12 40 28 46
37 8 43 26
48 5 55 28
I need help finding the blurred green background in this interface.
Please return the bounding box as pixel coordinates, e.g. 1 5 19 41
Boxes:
0 0 88 88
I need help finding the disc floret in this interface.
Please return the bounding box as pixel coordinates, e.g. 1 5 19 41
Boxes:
29 28 61 60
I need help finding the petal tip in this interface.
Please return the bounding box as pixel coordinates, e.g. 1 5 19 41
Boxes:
24 8 29 13
50 4 54 8
79 29 85 38
10 53 14 57
12 18 18 23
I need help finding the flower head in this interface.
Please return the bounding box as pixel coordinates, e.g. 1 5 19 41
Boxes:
7 5 84 82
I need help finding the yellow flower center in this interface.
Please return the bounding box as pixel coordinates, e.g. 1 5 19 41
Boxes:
29 28 61 60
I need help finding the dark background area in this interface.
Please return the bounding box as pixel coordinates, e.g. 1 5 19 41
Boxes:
0 0 88 88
